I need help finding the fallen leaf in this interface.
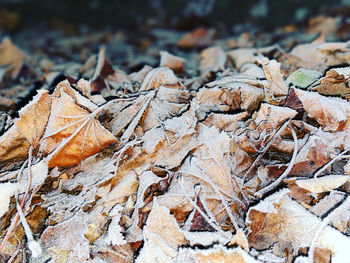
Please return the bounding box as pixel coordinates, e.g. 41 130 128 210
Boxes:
159 51 185 74
135 197 187 263
293 88 350 131
199 46 226 76
295 175 349 194
261 57 289 105
139 67 182 91
14 90 51 148
176 245 261 263
0 182 18 218
0 125 30 165
311 67 350 100
246 189 350 262
0 37 26 79
39 88 118 168
178 27 216 49
90 45 115 92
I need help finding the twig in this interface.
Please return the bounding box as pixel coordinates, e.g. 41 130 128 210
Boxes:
177 177 227 235
242 119 291 181
0 147 33 254
255 124 298 198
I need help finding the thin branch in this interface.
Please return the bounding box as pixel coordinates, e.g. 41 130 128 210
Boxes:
242 119 291 181
255 124 298 198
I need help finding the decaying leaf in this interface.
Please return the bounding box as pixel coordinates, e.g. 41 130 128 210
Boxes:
176 245 261 263
139 67 182 91
199 46 226 76
0 125 30 165
0 37 27 79
293 87 350 131
14 90 52 147
0 182 18 218
135 197 187 263
177 27 216 49
295 175 349 194
311 67 350 100
39 85 118 168
247 189 350 262
160 51 185 74
261 57 289 105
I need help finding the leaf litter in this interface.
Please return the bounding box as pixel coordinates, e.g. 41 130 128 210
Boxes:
0 11 350 263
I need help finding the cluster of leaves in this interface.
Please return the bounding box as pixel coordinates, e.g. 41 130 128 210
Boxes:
0 15 350 263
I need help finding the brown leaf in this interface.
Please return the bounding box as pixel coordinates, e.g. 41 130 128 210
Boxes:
39 89 118 168
178 27 216 49
0 125 30 165
177 245 260 263
289 42 350 73
199 46 226 76
0 37 26 79
139 67 182 91
293 88 350 131
261 57 288 105
90 45 115 92
311 67 350 100
14 90 51 148
135 198 187 263
159 51 185 74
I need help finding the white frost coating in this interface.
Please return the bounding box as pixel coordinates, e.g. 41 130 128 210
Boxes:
247 190 350 262
142 127 164 153
248 188 290 215
294 88 350 131
126 171 163 242
296 175 350 193
28 240 42 258
182 231 232 247
18 159 49 193
176 245 261 263
0 182 18 218
105 205 126 246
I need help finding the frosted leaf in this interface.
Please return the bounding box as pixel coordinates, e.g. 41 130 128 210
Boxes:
105 205 127 246
0 182 18 218
246 189 350 261
176 245 261 263
135 197 186 263
295 175 350 194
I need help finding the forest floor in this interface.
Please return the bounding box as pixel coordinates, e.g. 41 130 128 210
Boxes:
1 9 350 263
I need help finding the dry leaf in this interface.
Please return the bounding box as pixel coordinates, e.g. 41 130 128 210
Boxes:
135 197 187 263
178 27 216 49
90 45 115 92
0 125 30 165
261 57 288 105
0 182 18 218
247 189 350 262
41 212 90 262
0 37 26 79
14 90 51 148
139 67 182 91
311 67 350 100
176 245 261 263
289 42 350 73
293 88 350 131
199 46 226 76
295 175 349 194
39 88 118 168
159 51 185 74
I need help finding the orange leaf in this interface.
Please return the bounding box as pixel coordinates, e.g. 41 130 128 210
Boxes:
14 90 51 148
39 90 118 168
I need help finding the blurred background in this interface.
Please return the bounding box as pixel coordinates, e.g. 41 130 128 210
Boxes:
0 0 349 32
